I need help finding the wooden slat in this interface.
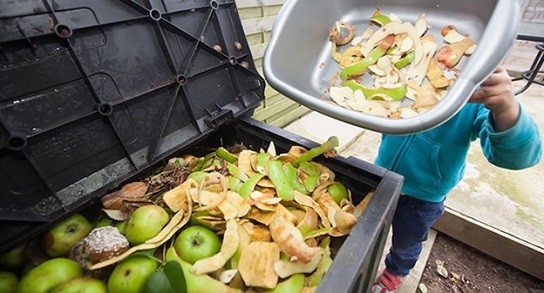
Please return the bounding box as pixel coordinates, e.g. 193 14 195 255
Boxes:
267 105 310 127
249 43 267 59
238 7 262 20
246 33 263 47
263 5 282 16
263 92 284 106
241 16 276 35
266 102 299 123
264 84 279 97
433 207 544 280
252 98 297 120
236 0 286 9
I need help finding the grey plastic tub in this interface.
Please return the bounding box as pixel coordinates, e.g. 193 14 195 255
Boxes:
264 0 522 134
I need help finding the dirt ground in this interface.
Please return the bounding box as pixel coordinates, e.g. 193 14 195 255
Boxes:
420 233 544 293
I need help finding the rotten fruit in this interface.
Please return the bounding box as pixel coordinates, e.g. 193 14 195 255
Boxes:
42 214 92 258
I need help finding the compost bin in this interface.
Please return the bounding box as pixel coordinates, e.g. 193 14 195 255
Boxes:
0 0 402 292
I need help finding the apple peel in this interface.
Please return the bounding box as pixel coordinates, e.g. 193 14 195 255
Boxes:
237 150 257 177
162 178 197 212
361 21 423 65
238 242 280 288
225 191 251 218
269 215 319 263
334 210 357 234
219 269 239 284
191 218 239 275
200 172 229 194
273 249 322 278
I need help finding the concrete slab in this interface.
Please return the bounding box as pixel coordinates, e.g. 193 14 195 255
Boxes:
446 77 544 249
283 111 365 152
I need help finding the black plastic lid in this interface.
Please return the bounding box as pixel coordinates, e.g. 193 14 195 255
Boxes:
0 0 264 249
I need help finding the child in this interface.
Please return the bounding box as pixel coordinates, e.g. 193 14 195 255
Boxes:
371 66 542 293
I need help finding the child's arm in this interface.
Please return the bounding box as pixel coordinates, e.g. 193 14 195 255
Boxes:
470 66 541 170
469 66 519 131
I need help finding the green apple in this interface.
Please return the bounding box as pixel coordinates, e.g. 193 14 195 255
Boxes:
173 225 221 264
42 214 92 257
51 277 107 293
18 258 83 293
125 205 169 245
165 247 241 293
107 256 158 293
264 273 304 293
0 271 17 293
328 182 349 204
0 244 25 270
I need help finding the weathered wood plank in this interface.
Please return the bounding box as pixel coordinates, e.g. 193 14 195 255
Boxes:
246 33 264 47
265 102 299 123
249 43 267 59
264 84 279 97
238 7 262 20
241 16 275 35
264 94 284 107
252 98 297 120
433 207 544 280
267 105 310 127
236 0 286 9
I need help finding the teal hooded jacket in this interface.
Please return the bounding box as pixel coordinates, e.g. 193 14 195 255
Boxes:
375 103 542 202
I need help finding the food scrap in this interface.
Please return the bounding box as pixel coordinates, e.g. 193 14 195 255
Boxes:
15 137 376 292
328 9 477 118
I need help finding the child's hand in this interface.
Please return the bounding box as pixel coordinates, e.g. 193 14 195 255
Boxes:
468 66 520 131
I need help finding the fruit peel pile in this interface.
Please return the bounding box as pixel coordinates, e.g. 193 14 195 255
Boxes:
328 9 477 119
2 136 376 293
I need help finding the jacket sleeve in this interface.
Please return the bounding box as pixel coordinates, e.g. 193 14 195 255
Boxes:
475 103 542 170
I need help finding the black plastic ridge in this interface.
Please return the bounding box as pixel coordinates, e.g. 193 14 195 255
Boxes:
0 0 265 241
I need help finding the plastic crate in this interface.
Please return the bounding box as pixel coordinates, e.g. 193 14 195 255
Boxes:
191 118 403 293
1 0 264 248
0 0 403 292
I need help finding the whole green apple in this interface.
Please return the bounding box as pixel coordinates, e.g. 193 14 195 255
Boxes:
107 256 158 293
174 225 221 264
165 247 241 293
0 271 17 293
0 244 25 270
125 205 169 245
42 214 92 257
18 258 83 293
51 277 107 293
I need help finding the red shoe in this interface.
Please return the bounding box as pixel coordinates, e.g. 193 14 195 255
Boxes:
371 269 403 293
